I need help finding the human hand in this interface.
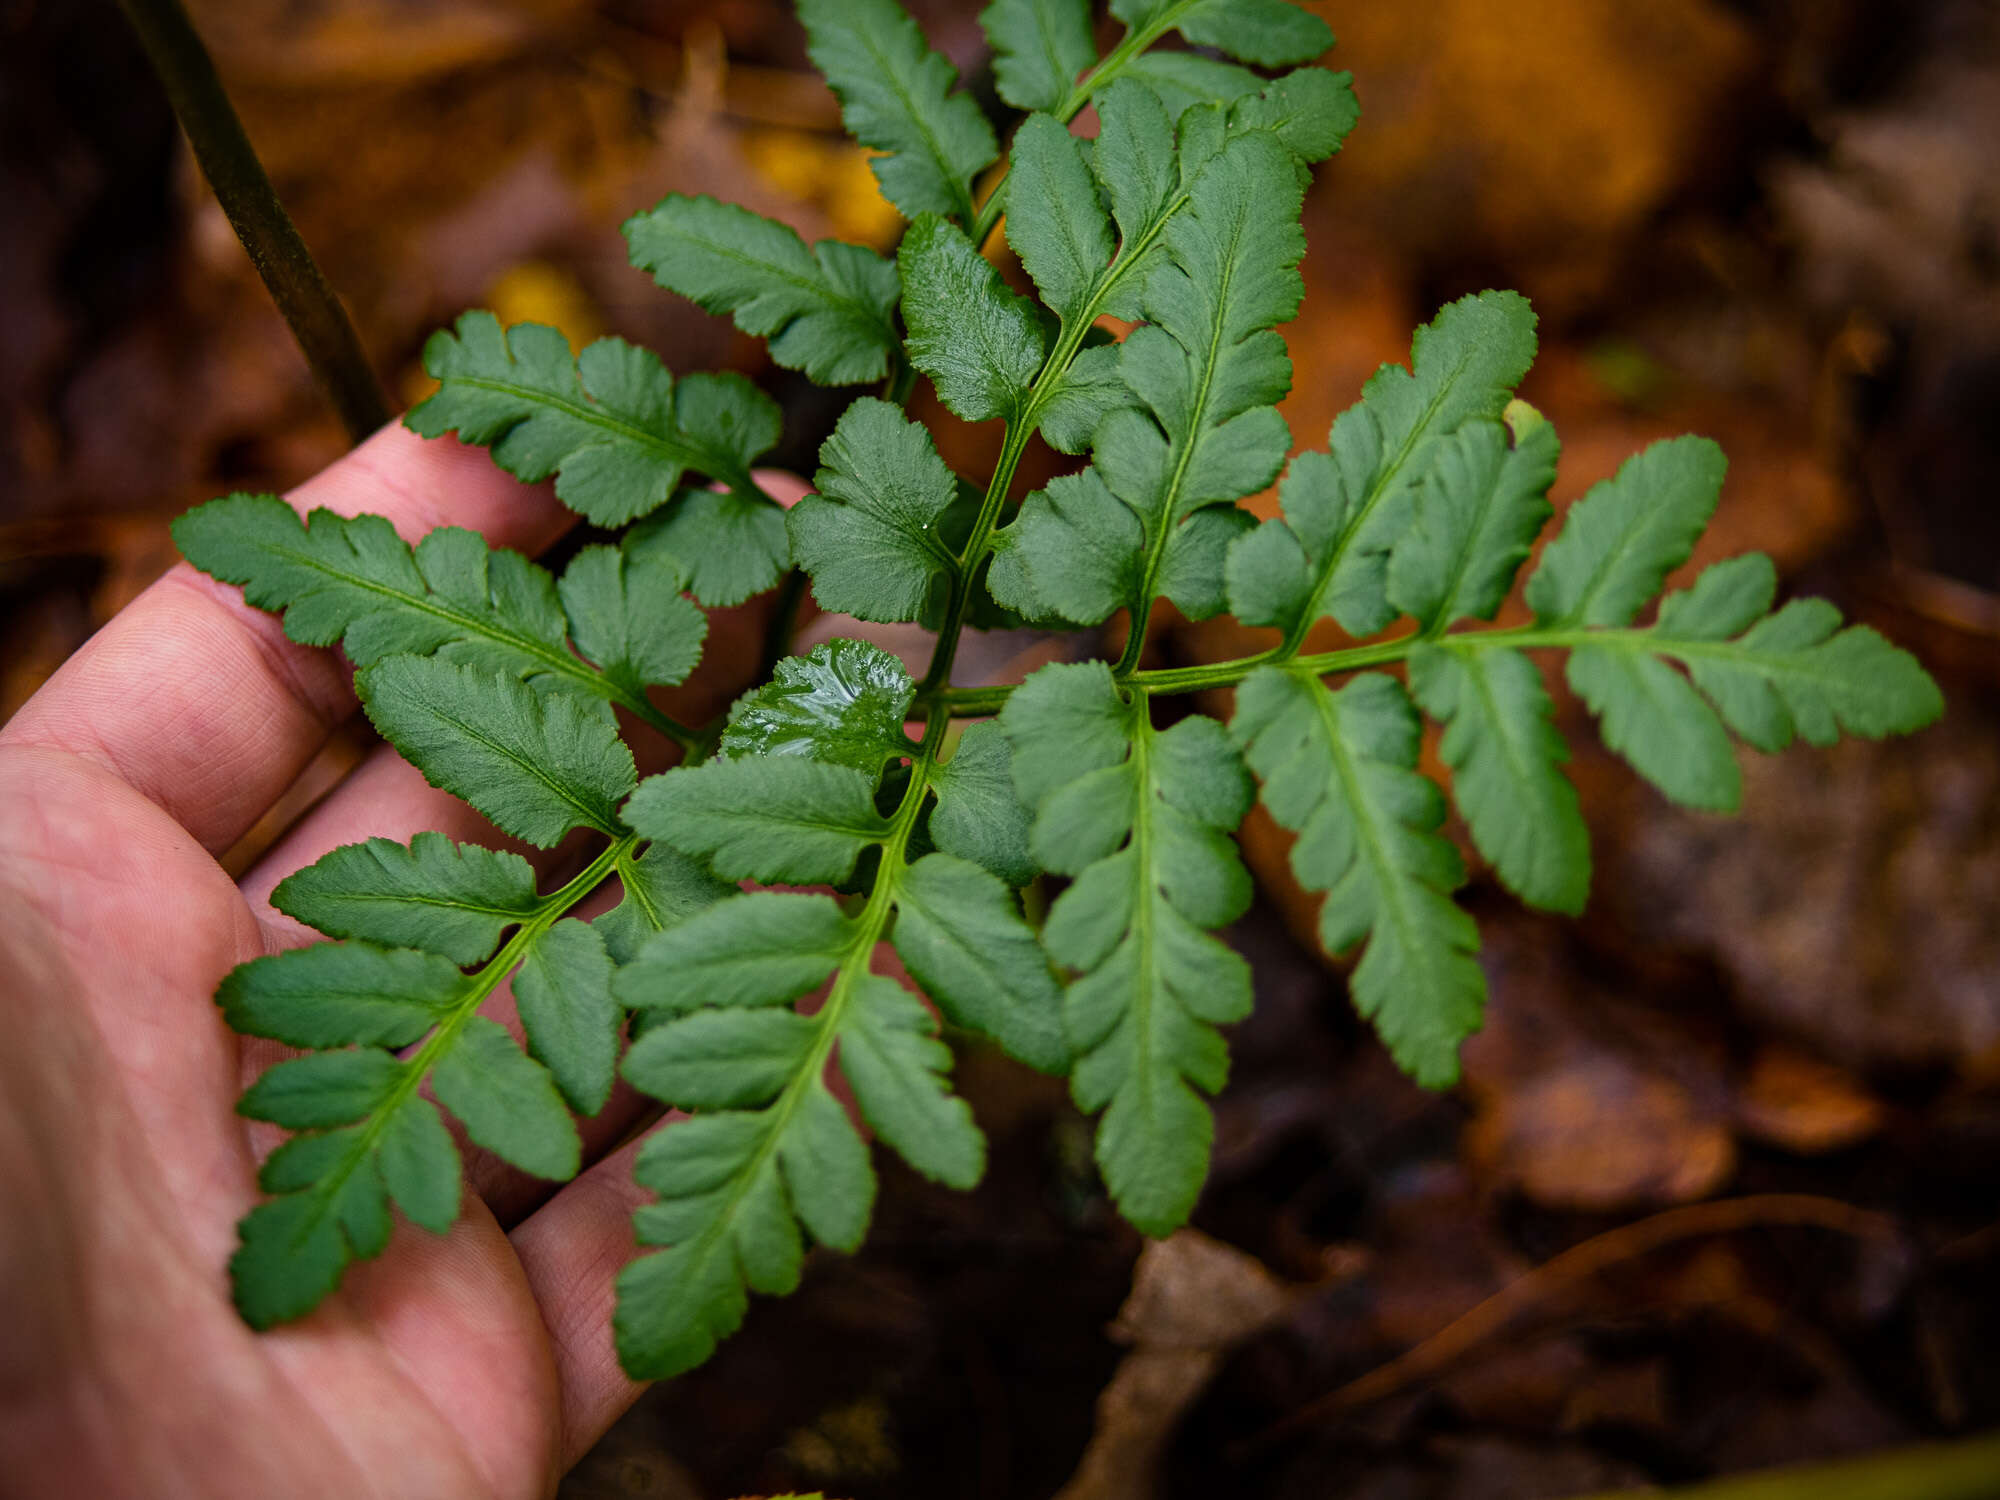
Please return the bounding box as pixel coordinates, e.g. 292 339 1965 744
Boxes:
0 426 803 1498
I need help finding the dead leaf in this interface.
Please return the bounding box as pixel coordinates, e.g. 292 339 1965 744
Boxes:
1602 678 2000 1071
1736 1047 1886 1153
1053 1231 1296 1500
1308 0 1759 312
1463 921 1737 1212
1467 1064 1737 1212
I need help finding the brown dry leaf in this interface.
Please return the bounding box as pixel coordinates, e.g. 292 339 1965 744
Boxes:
1602 679 2000 1071
1311 0 1759 311
1053 1231 1297 1500
1558 1356 1672 1436
1462 922 1736 1212
185 0 589 86
1735 1047 1886 1153
1466 1064 1737 1212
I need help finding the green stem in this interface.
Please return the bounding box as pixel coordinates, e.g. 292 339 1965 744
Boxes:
673 705 944 1267
933 619 1725 718
286 833 635 1245
937 684 1016 717
114 0 390 444
883 351 920 408
966 3 1196 249
919 421 1035 693
619 692 703 755
918 186 1190 697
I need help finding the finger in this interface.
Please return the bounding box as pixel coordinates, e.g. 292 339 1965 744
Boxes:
0 425 571 855
507 1120 672 1467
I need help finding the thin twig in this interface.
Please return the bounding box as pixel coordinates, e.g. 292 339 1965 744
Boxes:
114 0 392 443
757 568 810 685
1241 1194 1900 1456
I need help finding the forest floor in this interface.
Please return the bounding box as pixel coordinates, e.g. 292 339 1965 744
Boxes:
4 2 1998 1496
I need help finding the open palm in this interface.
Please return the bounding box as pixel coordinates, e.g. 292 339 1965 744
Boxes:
0 428 793 1498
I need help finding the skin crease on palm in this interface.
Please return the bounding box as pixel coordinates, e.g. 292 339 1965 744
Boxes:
0 425 812 1498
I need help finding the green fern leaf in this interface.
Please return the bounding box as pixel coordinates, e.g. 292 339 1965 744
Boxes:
218 943 459 1048
357 656 636 847
1111 0 1332 68
174 496 713 708
1408 645 1590 914
799 0 998 227
980 0 1094 112
1234 668 1483 1087
899 215 1047 423
723 638 918 770
1005 112 1114 327
1119 53 1265 119
837 970 986 1185
1225 67 1363 164
1227 291 1539 641
557 546 707 692
511 919 620 1116
432 1015 581 1179
1087 80 1175 314
994 131 1305 626
595 841 734 965
1388 411 1561 630
1525 436 1726 627
929 720 1037 887
1551 552 1944 809
893 851 1067 1073
237 1048 403 1130
615 877 986 1378
624 759 893 885
623 194 899 386
615 892 850 1012
1001 662 1253 1234
406 313 780 537
221 937 583 1327
271 832 539 968
789 397 965 624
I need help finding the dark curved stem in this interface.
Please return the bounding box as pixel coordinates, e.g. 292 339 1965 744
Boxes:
114 0 392 443
758 568 810 684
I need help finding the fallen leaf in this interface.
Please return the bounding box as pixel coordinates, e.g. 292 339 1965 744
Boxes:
1463 921 1737 1212
1736 1047 1886 1153
1053 1231 1296 1500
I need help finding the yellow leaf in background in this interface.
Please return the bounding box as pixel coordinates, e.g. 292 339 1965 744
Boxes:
399 260 602 406
743 127 829 203
742 128 901 249
823 147 903 248
487 261 604 351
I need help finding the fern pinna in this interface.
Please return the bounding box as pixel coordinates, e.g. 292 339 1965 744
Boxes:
176 0 1943 1379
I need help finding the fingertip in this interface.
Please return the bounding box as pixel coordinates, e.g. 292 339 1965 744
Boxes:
751 467 814 510
289 423 572 554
